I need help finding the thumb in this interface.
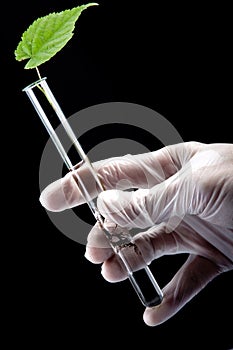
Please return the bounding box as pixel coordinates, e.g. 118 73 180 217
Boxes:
97 174 192 229
143 254 221 326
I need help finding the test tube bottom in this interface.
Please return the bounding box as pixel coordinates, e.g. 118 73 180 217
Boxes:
128 266 163 307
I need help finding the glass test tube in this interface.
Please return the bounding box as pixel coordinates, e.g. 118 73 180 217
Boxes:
23 77 163 307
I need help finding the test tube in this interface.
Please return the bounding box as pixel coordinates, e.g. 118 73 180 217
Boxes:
23 77 163 307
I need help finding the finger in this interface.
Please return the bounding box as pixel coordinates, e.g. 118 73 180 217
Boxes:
96 169 193 230
92 223 181 283
97 141 215 228
101 254 129 282
39 142 201 212
131 222 183 264
85 221 143 282
85 222 113 264
143 254 222 326
97 220 232 284
85 232 130 282
132 219 233 266
84 222 129 282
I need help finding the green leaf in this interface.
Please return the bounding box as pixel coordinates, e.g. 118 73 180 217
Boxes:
14 3 98 69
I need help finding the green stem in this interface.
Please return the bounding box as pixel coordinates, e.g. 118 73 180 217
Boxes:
35 67 44 94
36 67 42 80
34 67 57 110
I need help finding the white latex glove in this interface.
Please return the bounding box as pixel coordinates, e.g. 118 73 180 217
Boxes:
40 141 233 326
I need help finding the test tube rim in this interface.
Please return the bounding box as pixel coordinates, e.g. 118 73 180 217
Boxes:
22 77 47 92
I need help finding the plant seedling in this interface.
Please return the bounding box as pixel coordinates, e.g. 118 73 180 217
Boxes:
15 3 98 79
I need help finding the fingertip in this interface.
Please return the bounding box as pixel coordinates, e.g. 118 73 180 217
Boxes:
84 246 113 264
143 304 165 327
101 257 128 282
84 248 100 263
39 179 65 212
143 311 154 327
143 290 175 326
39 172 84 211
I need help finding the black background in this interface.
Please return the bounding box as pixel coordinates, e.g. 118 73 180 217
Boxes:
4 0 233 348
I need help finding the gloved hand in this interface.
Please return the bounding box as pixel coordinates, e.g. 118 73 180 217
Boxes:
40 141 233 326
